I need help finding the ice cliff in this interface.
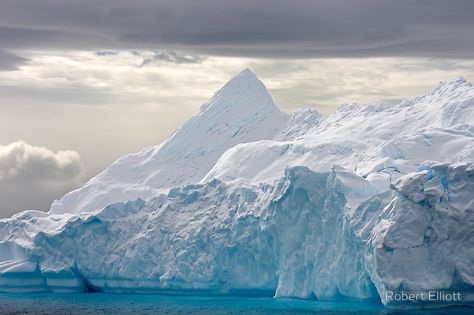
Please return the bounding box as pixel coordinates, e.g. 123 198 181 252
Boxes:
1 70 473 310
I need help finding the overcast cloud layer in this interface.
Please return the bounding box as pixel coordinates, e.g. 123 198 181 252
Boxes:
1 0 474 68
1 1 474 216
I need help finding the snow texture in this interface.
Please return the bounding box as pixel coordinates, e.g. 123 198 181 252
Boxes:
1 71 473 309
50 68 288 214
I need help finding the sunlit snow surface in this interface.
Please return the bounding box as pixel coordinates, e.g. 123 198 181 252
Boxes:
1 70 473 310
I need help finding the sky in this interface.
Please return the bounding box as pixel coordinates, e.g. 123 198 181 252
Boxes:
1 0 474 217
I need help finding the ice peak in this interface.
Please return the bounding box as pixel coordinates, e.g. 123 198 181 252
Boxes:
292 107 322 117
199 69 280 115
433 76 472 93
222 68 262 91
239 67 257 78
441 76 469 86
402 76 473 108
274 107 323 140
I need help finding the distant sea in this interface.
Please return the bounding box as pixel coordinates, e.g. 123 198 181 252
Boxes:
0 293 472 315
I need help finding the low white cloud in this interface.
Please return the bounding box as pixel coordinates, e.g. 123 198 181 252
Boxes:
0 140 82 181
0 141 83 217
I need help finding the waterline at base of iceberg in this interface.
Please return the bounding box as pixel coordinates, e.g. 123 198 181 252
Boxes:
1 292 473 315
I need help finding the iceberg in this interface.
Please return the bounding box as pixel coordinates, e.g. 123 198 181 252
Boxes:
1 70 473 309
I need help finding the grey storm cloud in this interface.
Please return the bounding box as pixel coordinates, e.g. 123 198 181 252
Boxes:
0 0 474 66
136 51 205 67
0 49 28 70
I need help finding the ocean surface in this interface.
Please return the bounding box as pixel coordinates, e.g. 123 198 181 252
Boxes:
0 293 472 315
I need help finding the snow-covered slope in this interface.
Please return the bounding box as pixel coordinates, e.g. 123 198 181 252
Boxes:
50 69 288 214
204 77 474 188
1 71 473 310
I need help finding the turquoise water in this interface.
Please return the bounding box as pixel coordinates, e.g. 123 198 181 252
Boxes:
0 293 472 314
